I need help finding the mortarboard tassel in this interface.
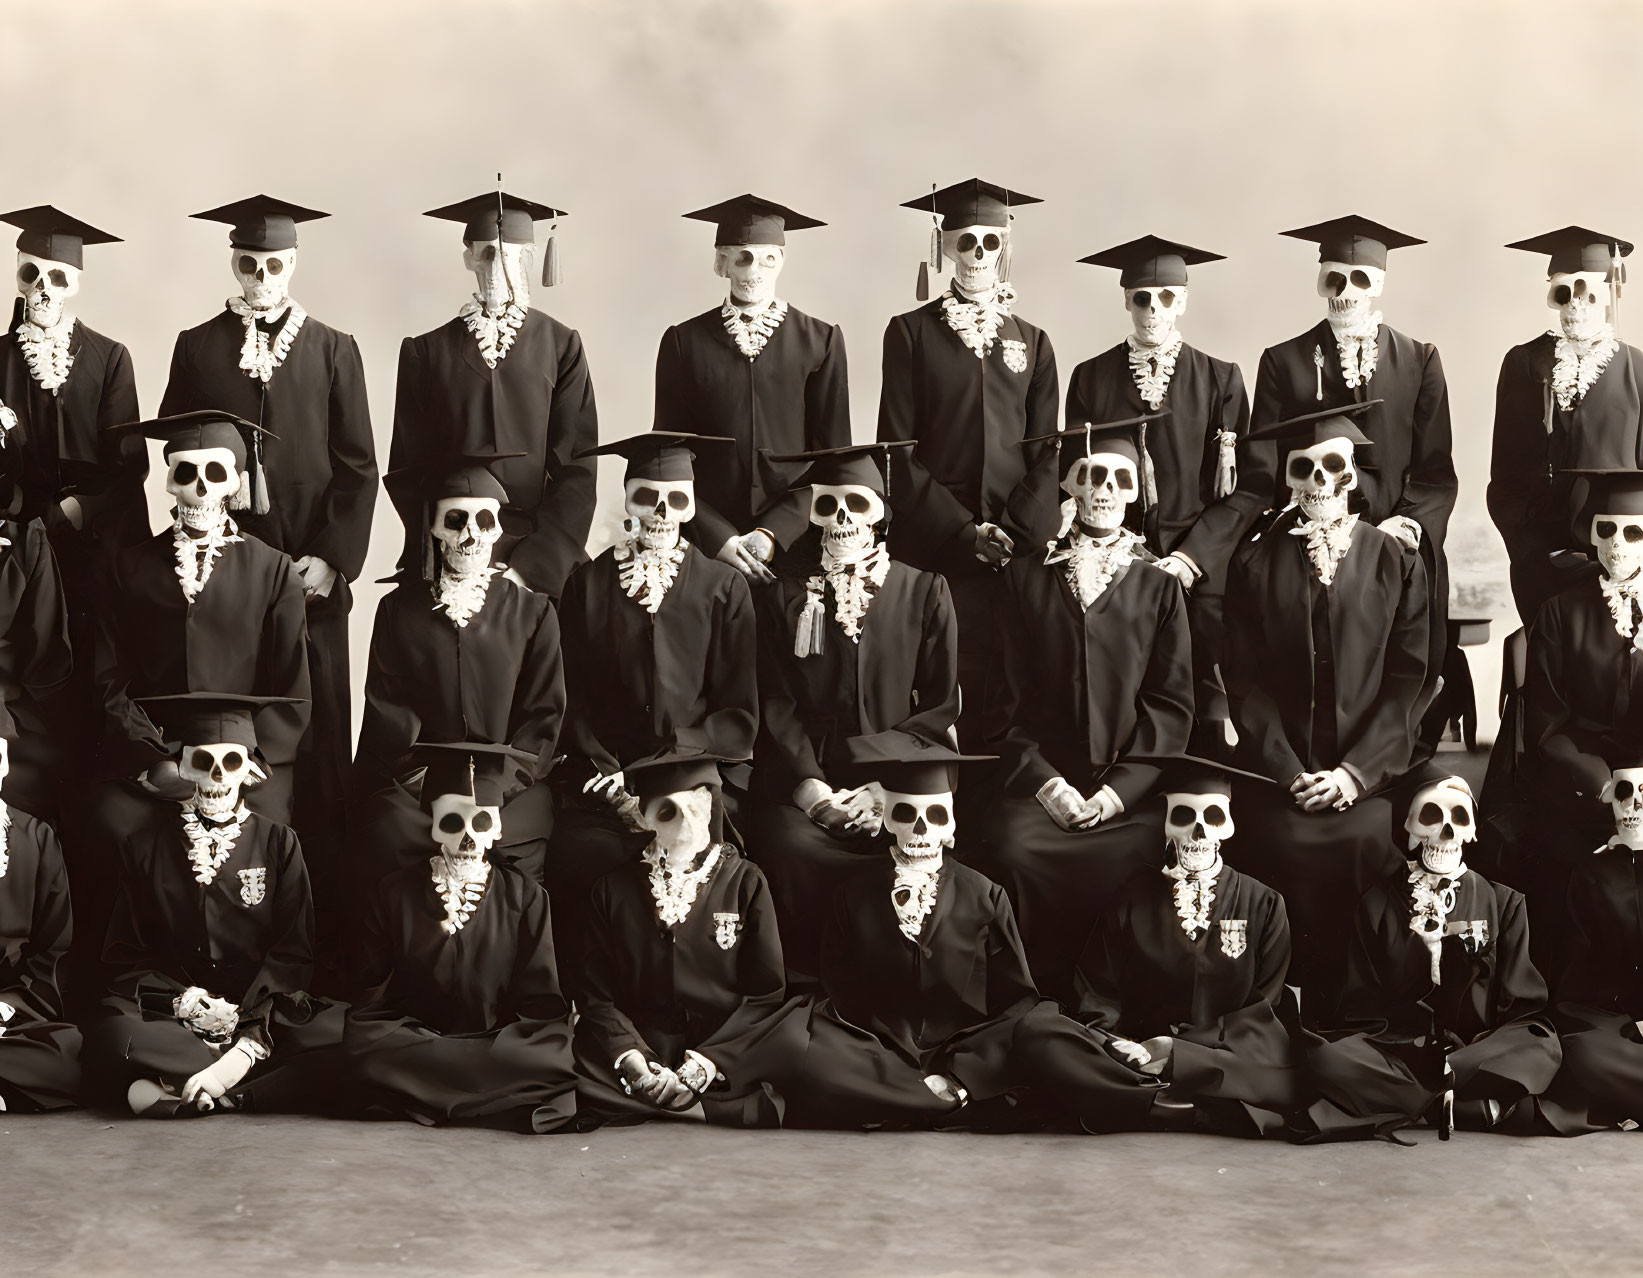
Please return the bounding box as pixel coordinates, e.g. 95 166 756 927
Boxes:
917 181 939 302
543 222 562 288
929 221 944 275
1214 430 1239 500
1613 244 1624 334
916 260 931 302
250 431 271 516
794 580 826 659
1543 378 1554 436
420 499 439 583
998 231 1013 283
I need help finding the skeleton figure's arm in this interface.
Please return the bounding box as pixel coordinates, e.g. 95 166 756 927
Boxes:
1524 595 1613 799
932 884 1042 1101
72 339 146 531
1338 552 1431 791
351 598 422 794
1175 358 1260 577
876 315 976 556
506 328 598 598
0 821 72 1021
687 869 787 1087
1221 549 1306 785
1099 578 1194 810
253 555 314 769
1485 348 1554 562
693 571 760 760
999 328 1063 550
506 599 567 785
1390 343 1457 550
655 327 735 557
89 560 167 776
13 520 71 708
753 582 827 796
577 879 660 1071
557 566 619 778
301 333 377 581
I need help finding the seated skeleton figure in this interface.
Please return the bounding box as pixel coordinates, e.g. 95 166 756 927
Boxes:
574 750 790 1128
1013 756 1300 1135
88 694 341 1118
975 418 1194 1000
1304 773 1562 1139
777 734 1045 1130
1223 402 1430 1019
0 738 82 1112
749 439 959 984
345 743 577 1134
354 453 564 887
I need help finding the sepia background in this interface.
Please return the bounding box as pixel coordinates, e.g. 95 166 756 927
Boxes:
12 0 1643 736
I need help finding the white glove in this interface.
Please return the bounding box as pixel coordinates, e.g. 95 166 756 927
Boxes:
0 1000 13 1037
59 495 84 531
583 769 627 802
173 987 240 1041
293 555 338 599
973 522 1014 567
715 531 775 583
1136 1035 1174 1077
1108 1037 1152 1068
1291 767 1361 813
617 1050 671 1103
1084 785 1124 825
1156 551 1200 588
1037 777 1091 832
1376 516 1422 552
922 1073 967 1107
796 779 877 835
180 1039 261 1110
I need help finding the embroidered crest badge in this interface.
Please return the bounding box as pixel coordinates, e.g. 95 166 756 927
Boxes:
713 911 742 950
1453 919 1490 954
237 867 267 907
1219 918 1248 958
1000 338 1029 374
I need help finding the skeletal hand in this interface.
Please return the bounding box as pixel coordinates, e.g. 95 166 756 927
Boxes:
583 769 626 802
1136 1035 1174 1076
1108 1038 1152 1068
973 522 1014 568
716 532 775 583
59 496 84 531
0 1000 13 1037
651 1067 697 1111
180 1040 256 1111
618 1050 671 1103
1079 788 1122 827
1292 768 1359 813
1156 552 1198 588
922 1073 965 1107
1376 516 1421 553
293 555 338 599
837 784 883 836
1037 777 1090 832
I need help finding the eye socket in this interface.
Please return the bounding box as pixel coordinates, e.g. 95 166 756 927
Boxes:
173 461 199 484
1626 525 1643 544
1349 270 1371 289
1419 802 1443 825
443 510 469 530
845 493 872 513
655 799 678 823
1324 271 1347 294
631 486 659 509
222 751 244 771
666 490 691 510
478 245 498 262
1596 520 1619 539
982 233 1001 252
1157 289 1176 307
189 748 214 771
1204 804 1227 825
17 262 38 284
1090 465 1110 487
47 269 67 288
1115 468 1135 491
736 250 755 268
203 461 228 483
926 804 949 824
890 802 917 823
265 257 284 276
474 509 496 531
1553 284 1573 305
1450 805 1471 826
956 233 978 253
1617 780 1636 800
1573 278 1590 299
237 255 259 276
1288 458 1314 480
471 811 494 832
438 813 465 833
1169 804 1195 827
1322 453 1347 474
1131 290 1152 309
814 494 838 517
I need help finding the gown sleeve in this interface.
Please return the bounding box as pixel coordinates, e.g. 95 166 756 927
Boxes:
303 333 378 580
932 881 1042 1100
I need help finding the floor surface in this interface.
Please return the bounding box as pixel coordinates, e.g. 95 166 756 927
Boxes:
5 1111 1642 1276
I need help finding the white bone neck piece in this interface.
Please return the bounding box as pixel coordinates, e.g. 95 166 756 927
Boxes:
615 533 685 614
721 297 788 361
891 858 941 942
1329 314 1382 388
430 850 491 935
1049 525 1139 610
941 284 1016 359
1406 857 1470 984
172 512 242 602
180 800 250 885
814 540 890 642
1599 572 1643 649
1126 330 1183 410
1551 325 1620 409
226 295 306 383
1162 852 1223 938
1288 499 1356 586
459 297 528 368
641 841 721 928
434 563 500 629
14 311 77 392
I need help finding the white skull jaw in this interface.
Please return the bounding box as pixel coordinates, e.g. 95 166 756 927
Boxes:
1125 285 1187 347
1062 451 1136 534
1592 513 1643 584
715 243 784 310
430 793 501 861
1609 767 1643 848
943 224 1006 297
464 238 533 316
16 252 80 330
810 484 884 558
179 742 253 819
1286 437 1358 521
432 496 503 576
1548 271 1612 341
1165 791 1233 873
624 478 695 550
642 787 715 862
166 446 243 529
1317 260 1385 331
882 788 955 867
1405 780 1477 875
230 247 295 312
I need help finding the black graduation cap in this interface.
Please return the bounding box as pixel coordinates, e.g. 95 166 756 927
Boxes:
1023 412 1167 480
424 191 566 245
1 205 121 269
574 431 733 483
1244 400 1379 449
1077 236 1225 289
190 194 329 252
384 451 523 583
1506 227 1634 277
1280 215 1426 270
1563 469 1643 517
136 691 308 752
623 747 745 802
110 409 277 515
683 194 825 246
901 178 1041 229
413 740 534 811
845 731 995 796
1124 753 1273 796
763 440 915 496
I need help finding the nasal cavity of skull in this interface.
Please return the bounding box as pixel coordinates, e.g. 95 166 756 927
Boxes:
956 231 1001 260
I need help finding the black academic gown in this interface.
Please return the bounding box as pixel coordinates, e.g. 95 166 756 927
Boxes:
1488 335 1643 622
1013 862 1298 1134
876 295 1060 745
750 543 960 980
89 804 342 1110
391 309 597 601
1306 866 1561 1138
654 304 851 555
161 306 378 878
1224 513 1430 1012
0 809 81 1111
779 855 1043 1129
574 845 790 1127
976 543 1195 1000
0 518 73 818
345 859 577 1133
353 575 565 884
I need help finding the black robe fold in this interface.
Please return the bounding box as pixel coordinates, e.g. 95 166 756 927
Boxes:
654 305 851 555
0 809 81 1110
1488 334 1643 621
391 309 597 601
0 518 72 816
345 859 577 1132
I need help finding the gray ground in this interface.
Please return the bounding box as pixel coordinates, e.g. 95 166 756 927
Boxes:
5 1111 1641 1276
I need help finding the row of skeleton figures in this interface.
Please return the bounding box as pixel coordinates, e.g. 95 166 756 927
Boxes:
0 180 1638 1138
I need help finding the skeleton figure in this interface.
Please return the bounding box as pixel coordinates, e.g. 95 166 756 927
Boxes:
1127 283 1187 350
429 791 499 935
1158 786 1233 949
1404 776 1478 984
1046 438 1146 614
431 495 503 627
1285 434 1360 587
639 784 719 927
616 475 694 614
1594 511 1643 649
14 251 82 394
166 443 247 602
882 784 952 944
794 480 892 654
1602 766 1643 851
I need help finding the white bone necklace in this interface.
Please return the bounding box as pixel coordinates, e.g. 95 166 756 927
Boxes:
181 801 250 885
14 314 76 393
1407 857 1468 984
433 564 499 628
1600 573 1643 650
1330 312 1381 388
890 848 942 942
430 851 491 935
1047 526 1141 610
1289 499 1357 587
941 285 1016 359
1127 330 1183 409
616 532 685 614
797 541 891 655
226 297 306 383
0 801 10 880
1551 325 1620 409
1162 854 1222 940
722 298 788 361
642 842 721 927
459 298 528 368
173 513 243 602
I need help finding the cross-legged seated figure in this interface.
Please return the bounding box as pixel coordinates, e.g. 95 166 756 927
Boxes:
749 440 958 984
1223 402 1430 1020
346 743 577 1134
574 750 790 1128
779 734 1044 1130
0 738 81 1111
974 419 1194 1001
88 694 340 1118
354 453 563 888
1305 774 1562 1139
1014 756 1299 1135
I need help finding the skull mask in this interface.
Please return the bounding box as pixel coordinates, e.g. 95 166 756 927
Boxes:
1592 512 1643 583
881 787 955 866
1062 451 1136 533
715 243 784 309
430 793 501 860
1548 271 1611 342
166 446 243 527
179 742 254 819
1286 436 1358 519
433 496 503 576
1317 260 1385 328
943 224 1006 296
231 248 295 312
1126 284 1187 346
625 477 695 549
642 786 715 861
1604 767 1643 847
1405 778 1477 875
810 483 883 558
1165 791 1233 873
464 238 533 314
16 252 80 329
